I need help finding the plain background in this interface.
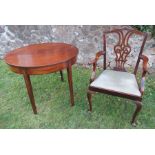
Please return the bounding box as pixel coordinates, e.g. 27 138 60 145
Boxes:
0 0 155 155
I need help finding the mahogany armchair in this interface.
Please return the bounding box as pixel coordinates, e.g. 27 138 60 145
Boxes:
87 28 149 125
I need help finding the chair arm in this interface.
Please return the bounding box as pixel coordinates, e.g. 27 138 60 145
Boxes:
89 51 105 83
139 55 149 94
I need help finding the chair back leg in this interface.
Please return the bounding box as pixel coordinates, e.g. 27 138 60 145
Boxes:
87 90 93 111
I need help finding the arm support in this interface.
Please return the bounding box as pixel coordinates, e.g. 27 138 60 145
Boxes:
89 51 106 83
140 55 149 94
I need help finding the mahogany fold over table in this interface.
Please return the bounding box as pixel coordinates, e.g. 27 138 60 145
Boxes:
4 43 78 114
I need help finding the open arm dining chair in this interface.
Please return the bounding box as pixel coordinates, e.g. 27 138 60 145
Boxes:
87 28 149 125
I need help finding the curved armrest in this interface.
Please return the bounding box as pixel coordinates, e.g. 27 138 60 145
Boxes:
140 55 149 94
89 51 105 83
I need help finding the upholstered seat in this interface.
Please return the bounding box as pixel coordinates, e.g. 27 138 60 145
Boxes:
90 70 141 97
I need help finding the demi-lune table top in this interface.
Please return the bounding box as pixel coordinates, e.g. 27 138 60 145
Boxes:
4 42 78 68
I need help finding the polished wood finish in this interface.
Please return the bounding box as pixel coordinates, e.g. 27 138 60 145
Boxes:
5 43 78 68
4 43 78 114
87 28 149 125
60 70 64 82
23 70 37 114
67 63 74 106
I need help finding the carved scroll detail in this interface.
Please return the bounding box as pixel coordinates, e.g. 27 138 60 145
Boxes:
112 30 133 71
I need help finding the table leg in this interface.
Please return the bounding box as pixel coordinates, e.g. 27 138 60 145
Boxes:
23 71 37 114
60 70 64 82
67 64 74 106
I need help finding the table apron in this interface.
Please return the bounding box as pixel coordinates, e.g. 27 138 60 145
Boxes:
8 57 77 75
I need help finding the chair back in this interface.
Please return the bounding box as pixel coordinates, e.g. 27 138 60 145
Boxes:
103 28 147 74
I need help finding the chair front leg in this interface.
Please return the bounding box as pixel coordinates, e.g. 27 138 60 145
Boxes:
131 101 142 126
87 51 106 111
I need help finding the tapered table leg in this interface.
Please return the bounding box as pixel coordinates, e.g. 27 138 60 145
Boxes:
23 71 37 114
67 64 74 106
60 70 64 82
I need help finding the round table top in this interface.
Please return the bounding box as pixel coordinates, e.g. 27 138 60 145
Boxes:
4 43 78 68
